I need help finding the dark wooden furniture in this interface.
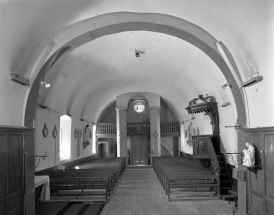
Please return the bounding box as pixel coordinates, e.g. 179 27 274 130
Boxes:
239 127 274 215
228 189 238 206
50 176 110 202
35 201 104 215
167 175 218 201
152 157 218 201
233 206 238 215
42 158 126 203
0 126 26 215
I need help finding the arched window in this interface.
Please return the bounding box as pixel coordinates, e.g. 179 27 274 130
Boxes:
59 115 72 160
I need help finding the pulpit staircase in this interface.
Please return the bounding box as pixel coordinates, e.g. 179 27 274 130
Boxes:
192 135 234 201
216 153 234 200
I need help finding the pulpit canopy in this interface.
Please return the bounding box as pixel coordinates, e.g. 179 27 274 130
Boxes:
185 95 217 114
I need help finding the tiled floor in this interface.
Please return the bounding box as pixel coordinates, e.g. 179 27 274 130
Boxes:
101 167 234 215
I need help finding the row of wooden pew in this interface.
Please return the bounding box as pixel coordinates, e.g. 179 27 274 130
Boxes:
47 158 126 203
152 157 219 201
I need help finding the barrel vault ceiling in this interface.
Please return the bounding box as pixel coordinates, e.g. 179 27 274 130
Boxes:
1 0 273 126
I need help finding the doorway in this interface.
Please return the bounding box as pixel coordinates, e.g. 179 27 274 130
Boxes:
98 143 108 158
130 135 148 165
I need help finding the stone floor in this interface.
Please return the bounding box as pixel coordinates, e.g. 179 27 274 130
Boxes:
101 167 234 215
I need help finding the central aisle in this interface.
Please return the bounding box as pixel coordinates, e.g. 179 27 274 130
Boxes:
100 167 234 215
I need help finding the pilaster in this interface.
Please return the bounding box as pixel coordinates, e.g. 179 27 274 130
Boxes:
116 108 127 159
149 106 161 158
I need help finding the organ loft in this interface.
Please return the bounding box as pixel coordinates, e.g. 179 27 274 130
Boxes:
0 1 273 215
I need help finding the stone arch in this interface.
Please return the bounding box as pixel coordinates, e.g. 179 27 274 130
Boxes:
25 12 246 129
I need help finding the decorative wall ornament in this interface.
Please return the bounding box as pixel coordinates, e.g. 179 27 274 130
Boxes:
196 127 199 135
79 129 82 138
198 141 207 154
83 125 91 149
226 153 243 165
74 129 78 138
42 123 48 137
52 125 58 138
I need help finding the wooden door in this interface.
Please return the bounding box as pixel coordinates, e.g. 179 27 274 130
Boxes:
173 137 179 157
248 134 264 215
131 136 148 165
0 129 24 215
0 134 6 214
264 134 274 215
246 128 274 215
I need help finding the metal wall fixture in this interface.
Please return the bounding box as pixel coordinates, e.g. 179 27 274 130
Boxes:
9 73 30 86
40 81 50 88
242 61 263 87
42 123 48 137
241 75 263 87
153 131 158 137
135 49 145 57
221 102 230 107
119 132 124 138
52 125 58 138
28 151 49 168
221 83 232 89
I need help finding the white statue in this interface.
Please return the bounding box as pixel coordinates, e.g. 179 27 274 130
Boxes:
242 142 255 166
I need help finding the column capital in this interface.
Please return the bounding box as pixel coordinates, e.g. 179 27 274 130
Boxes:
115 107 128 111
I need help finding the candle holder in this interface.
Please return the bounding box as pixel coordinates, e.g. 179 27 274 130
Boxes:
28 151 49 168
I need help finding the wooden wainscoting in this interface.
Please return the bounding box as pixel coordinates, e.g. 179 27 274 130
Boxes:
0 126 29 215
241 127 274 215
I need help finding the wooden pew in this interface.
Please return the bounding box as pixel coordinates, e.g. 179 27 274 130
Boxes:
152 157 219 201
167 175 218 201
50 176 110 202
51 170 115 190
48 158 126 202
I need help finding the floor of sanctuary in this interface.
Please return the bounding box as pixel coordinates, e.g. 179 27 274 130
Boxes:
100 166 234 215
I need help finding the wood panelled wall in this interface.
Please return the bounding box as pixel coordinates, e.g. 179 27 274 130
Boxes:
242 127 274 215
0 127 27 215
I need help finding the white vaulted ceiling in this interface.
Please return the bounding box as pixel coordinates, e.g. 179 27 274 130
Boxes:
41 31 227 122
1 0 273 127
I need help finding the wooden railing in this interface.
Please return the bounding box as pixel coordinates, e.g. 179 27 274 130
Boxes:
127 123 150 134
161 121 179 135
96 121 180 136
207 136 221 196
96 123 116 135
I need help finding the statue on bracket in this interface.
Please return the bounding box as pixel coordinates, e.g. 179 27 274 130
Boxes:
83 124 91 149
242 142 255 166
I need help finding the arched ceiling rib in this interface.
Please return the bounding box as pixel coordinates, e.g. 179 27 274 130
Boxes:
41 31 230 123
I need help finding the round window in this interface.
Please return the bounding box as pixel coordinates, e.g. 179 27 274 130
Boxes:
133 100 145 113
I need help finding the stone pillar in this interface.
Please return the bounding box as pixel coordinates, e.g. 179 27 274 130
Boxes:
150 107 161 160
116 108 127 161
